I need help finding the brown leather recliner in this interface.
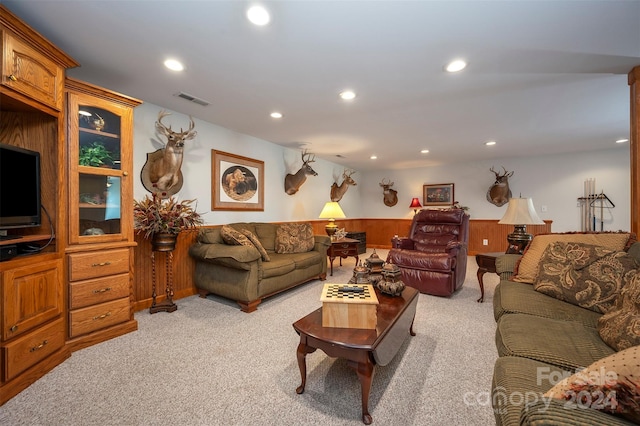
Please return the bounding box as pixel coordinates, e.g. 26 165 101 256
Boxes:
386 208 469 297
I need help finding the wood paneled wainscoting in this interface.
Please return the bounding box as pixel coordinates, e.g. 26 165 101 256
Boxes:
131 218 551 311
467 219 552 255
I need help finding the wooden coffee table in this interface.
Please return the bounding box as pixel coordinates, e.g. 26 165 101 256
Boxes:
292 286 419 424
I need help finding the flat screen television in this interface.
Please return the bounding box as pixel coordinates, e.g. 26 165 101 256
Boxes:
0 143 42 230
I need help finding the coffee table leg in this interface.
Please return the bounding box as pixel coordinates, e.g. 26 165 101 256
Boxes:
348 359 375 425
296 341 316 394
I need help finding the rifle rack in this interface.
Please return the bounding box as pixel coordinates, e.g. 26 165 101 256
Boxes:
577 192 615 232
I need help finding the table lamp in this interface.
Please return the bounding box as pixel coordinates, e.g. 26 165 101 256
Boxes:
409 197 422 215
498 197 544 254
318 201 346 238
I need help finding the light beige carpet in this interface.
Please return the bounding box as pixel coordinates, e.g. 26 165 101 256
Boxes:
0 249 500 425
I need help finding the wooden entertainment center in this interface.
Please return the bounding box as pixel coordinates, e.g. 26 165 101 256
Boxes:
0 6 141 405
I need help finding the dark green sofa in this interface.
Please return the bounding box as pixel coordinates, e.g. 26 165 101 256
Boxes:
491 236 640 426
189 222 330 313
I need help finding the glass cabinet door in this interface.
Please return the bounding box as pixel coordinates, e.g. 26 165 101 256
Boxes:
68 92 133 244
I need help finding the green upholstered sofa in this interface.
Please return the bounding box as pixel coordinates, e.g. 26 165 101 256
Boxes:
189 222 330 313
491 233 640 426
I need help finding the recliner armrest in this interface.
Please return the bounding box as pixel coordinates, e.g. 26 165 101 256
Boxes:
395 238 415 250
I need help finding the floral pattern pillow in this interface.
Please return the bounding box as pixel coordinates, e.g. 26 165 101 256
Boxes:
598 273 640 351
241 229 270 262
220 225 253 247
275 223 314 254
534 242 638 313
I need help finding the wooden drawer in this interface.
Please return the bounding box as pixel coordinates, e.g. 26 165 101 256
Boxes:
68 249 129 282
330 243 359 257
1 29 64 110
69 298 130 338
70 273 129 310
3 318 65 381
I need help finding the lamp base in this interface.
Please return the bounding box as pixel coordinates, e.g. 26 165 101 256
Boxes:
506 225 533 255
325 220 337 238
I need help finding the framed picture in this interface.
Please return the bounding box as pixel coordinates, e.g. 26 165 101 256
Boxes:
423 183 454 207
211 150 264 211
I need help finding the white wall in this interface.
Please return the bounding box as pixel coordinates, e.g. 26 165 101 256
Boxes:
133 103 362 225
357 148 631 232
134 102 630 233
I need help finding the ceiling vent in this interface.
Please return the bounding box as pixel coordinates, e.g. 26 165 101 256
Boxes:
175 92 210 106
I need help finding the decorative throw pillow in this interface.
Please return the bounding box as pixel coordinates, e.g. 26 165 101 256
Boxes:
598 273 640 351
275 223 314 254
533 242 638 313
241 229 270 262
220 225 253 247
544 345 640 424
512 232 631 284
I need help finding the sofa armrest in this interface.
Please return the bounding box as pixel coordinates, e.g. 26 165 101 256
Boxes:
189 242 261 265
313 235 331 252
495 253 522 280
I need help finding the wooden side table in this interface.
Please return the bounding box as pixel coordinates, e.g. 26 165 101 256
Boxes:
475 252 503 303
327 237 360 276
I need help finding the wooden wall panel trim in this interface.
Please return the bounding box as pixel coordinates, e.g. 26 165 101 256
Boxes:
131 218 551 310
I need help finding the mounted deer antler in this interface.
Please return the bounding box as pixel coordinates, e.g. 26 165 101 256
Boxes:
379 178 398 207
486 166 513 207
141 110 197 198
284 149 317 195
330 169 357 202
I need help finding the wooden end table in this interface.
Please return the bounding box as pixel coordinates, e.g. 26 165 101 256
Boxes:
293 286 419 424
475 252 503 303
327 237 360 276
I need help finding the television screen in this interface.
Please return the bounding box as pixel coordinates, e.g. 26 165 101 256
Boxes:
0 143 41 229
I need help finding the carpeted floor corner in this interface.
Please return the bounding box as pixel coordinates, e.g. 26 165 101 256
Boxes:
0 250 500 425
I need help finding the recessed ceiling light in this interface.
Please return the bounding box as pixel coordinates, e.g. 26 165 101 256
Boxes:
370 155 377 160
485 141 496 146
445 59 467 73
247 5 270 26
616 138 629 144
339 90 356 101
420 149 429 154
270 112 283 119
164 59 184 71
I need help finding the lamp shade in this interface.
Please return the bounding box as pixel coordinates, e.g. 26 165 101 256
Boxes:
409 198 422 209
498 198 544 225
318 201 346 219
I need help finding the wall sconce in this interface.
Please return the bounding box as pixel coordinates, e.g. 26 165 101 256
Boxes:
498 197 544 254
409 197 422 215
318 201 346 238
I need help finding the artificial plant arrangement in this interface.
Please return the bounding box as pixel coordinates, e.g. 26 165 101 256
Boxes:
79 141 114 167
133 193 203 239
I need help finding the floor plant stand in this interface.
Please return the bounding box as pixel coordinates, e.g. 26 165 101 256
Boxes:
150 233 178 314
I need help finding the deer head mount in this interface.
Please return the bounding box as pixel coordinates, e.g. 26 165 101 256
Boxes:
330 169 357 202
284 149 317 195
141 110 197 198
486 166 513 207
379 178 398 207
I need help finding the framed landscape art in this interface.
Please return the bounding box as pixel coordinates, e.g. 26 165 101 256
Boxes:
211 150 264 211
423 183 454 207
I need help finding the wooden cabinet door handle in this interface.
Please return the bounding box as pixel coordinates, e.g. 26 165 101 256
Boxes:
91 261 112 267
92 287 112 294
30 340 48 352
93 312 112 321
